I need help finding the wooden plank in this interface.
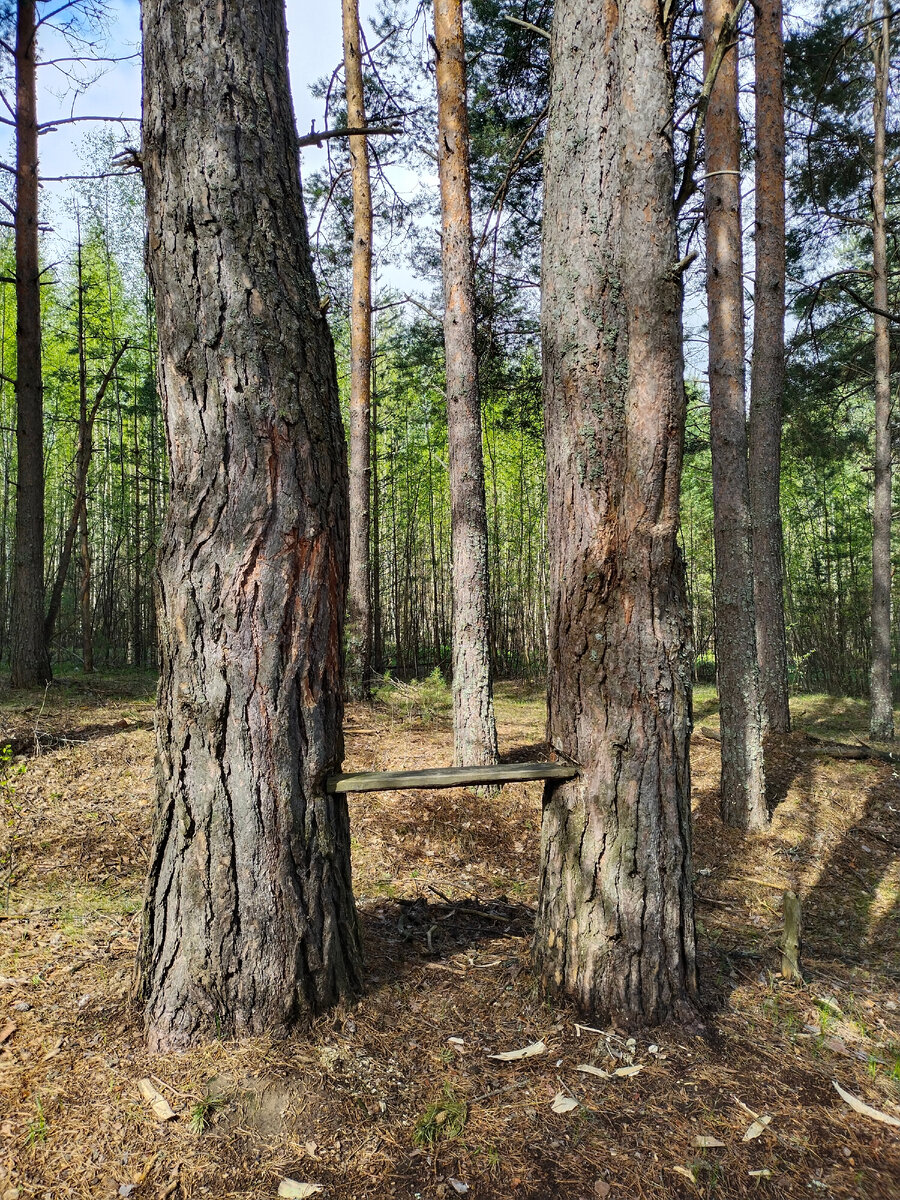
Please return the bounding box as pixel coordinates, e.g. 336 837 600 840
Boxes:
326 761 579 794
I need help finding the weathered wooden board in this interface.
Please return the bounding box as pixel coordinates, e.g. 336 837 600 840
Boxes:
326 761 578 794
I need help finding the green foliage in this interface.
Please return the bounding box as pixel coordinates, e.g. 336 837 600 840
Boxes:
413 1084 467 1146
25 1096 47 1148
0 743 28 911
189 1093 226 1135
375 667 451 723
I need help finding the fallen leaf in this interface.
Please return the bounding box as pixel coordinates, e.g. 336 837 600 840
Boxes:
0 1022 16 1046
594 1182 611 1199
136 1078 176 1122
488 1040 546 1061
448 1180 469 1195
832 1080 900 1128
277 1183 325 1199
550 1092 579 1114
614 1064 643 1077
816 995 843 1016
575 1063 611 1079
693 1135 726 1148
670 1165 696 1185
742 1114 773 1141
823 1037 851 1057
41 1038 63 1062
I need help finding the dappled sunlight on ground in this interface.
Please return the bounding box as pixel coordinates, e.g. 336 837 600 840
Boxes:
0 675 898 1198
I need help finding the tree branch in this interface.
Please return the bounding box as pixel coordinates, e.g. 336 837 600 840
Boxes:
675 0 749 215
503 14 550 40
38 115 140 131
296 124 401 148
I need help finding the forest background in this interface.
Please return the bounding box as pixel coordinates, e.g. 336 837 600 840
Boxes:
0 0 891 702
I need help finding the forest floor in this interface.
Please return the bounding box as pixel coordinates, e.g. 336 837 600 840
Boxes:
1 674 899 1200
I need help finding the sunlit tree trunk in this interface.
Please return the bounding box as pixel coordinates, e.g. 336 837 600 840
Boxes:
10 0 51 687
535 0 700 1028
869 0 893 741
749 0 790 734
704 0 767 829
433 0 498 767
136 0 362 1050
342 0 374 699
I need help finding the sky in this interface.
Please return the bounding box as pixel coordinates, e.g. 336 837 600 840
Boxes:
11 0 384 253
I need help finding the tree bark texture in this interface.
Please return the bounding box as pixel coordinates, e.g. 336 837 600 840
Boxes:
342 0 373 700
704 0 768 829
433 0 498 768
536 0 700 1028
869 0 893 741
136 0 362 1050
10 0 51 688
749 0 790 735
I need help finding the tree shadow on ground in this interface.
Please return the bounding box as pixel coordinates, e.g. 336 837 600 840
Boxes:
359 896 535 991
802 763 900 978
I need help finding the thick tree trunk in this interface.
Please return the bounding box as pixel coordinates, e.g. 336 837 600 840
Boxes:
433 0 498 767
869 0 893 741
535 0 700 1028
10 0 51 688
704 0 768 829
749 0 790 734
342 0 373 700
135 0 362 1050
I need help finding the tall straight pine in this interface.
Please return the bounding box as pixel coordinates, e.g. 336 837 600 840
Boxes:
10 0 51 688
433 0 498 767
342 0 374 700
749 0 791 735
535 0 700 1026
136 0 362 1049
704 0 767 829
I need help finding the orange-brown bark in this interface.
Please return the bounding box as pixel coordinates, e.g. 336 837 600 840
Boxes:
342 0 374 699
433 0 498 767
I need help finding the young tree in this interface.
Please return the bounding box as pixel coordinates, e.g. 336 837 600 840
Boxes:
9 0 51 687
869 0 893 740
432 0 498 768
535 0 700 1027
749 0 790 734
342 0 374 699
704 0 767 829
136 0 362 1049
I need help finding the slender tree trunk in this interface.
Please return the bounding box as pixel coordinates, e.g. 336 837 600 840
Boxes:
433 0 498 766
79 495 92 673
342 0 374 699
870 0 893 741
136 0 362 1050
10 0 50 687
535 0 700 1028
371 319 382 673
132 392 142 667
749 0 790 734
704 0 768 829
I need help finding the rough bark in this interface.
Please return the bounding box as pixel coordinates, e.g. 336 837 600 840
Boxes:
342 0 373 700
704 0 768 829
535 0 700 1028
9 0 51 688
749 0 790 735
136 0 362 1050
869 0 893 742
433 0 498 767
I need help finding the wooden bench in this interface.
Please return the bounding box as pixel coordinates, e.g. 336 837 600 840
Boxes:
326 761 579 794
